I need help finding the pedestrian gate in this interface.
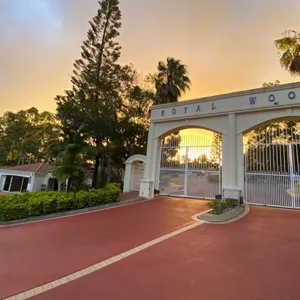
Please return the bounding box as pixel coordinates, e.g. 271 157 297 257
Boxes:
159 135 222 199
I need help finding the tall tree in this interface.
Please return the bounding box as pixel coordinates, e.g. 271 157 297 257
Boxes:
56 0 124 188
274 30 300 76
151 57 191 104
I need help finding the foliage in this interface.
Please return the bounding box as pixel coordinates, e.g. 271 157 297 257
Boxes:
55 0 154 188
149 57 191 105
210 133 222 164
47 125 96 191
0 108 59 166
160 134 182 166
262 80 280 87
0 183 121 222
274 30 300 76
207 198 238 215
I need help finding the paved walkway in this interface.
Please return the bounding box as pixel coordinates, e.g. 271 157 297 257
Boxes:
0 197 207 299
33 206 300 300
120 190 139 201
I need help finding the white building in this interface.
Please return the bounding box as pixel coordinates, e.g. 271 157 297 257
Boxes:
0 162 92 193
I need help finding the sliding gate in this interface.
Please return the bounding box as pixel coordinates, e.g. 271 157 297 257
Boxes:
159 135 222 199
244 141 300 209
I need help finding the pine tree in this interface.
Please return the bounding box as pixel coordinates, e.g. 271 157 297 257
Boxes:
57 0 124 188
71 0 122 103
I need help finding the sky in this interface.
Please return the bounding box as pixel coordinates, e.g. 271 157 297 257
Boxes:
1 0 300 116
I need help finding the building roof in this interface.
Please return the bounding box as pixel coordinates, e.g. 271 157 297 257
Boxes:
0 162 51 173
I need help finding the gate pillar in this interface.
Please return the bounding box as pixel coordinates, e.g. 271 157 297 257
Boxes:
139 123 160 198
223 113 241 199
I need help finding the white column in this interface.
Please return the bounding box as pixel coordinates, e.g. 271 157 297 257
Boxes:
223 113 240 199
228 113 237 187
154 138 162 190
221 134 228 190
140 123 156 198
237 133 244 195
184 147 188 195
123 163 133 193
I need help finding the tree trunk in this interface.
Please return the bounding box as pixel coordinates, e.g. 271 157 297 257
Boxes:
106 155 111 185
92 151 101 188
66 177 72 192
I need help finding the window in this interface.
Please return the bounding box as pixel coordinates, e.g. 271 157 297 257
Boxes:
3 176 12 191
3 176 29 192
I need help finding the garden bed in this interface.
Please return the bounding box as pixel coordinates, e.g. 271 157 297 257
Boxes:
0 183 121 222
198 198 245 223
198 205 245 223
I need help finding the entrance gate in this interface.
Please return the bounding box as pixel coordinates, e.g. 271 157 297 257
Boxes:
244 130 300 209
159 135 222 199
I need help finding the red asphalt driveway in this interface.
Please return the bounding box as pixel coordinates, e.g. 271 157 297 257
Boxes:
0 197 207 299
33 206 300 300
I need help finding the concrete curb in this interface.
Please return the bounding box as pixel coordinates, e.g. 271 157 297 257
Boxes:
197 204 250 224
0 197 147 227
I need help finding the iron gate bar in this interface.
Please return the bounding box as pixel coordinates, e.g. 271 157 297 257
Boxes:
159 134 222 199
244 126 300 209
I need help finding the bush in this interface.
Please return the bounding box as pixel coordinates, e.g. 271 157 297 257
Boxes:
207 198 238 215
0 183 121 222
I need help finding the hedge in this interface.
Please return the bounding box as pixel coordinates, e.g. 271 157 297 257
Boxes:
0 183 121 222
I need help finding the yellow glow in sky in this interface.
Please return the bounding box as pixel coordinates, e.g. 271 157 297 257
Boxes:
1 0 300 114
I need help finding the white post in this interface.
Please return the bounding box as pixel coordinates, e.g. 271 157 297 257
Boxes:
8 176 13 192
140 123 156 198
221 134 228 192
184 147 189 195
154 138 162 190
288 144 295 208
123 163 133 193
223 113 240 199
20 177 25 192
237 133 244 197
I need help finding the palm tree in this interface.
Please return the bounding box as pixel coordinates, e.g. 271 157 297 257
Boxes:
47 125 95 192
274 30 300 76
153 57 191 104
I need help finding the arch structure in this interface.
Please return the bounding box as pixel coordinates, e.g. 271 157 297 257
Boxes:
123 154 146 193
140 81 300 203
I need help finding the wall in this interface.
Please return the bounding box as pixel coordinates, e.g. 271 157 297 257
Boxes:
31 173 52 192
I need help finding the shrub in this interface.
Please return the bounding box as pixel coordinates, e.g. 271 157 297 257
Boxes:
207 198 238 215
57 192 75 211
0 183 121 222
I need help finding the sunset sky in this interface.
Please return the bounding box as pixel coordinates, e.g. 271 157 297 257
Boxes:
1 0 300 116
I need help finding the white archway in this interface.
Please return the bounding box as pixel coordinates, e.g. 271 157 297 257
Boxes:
140 81 300 201
123 155 146 193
